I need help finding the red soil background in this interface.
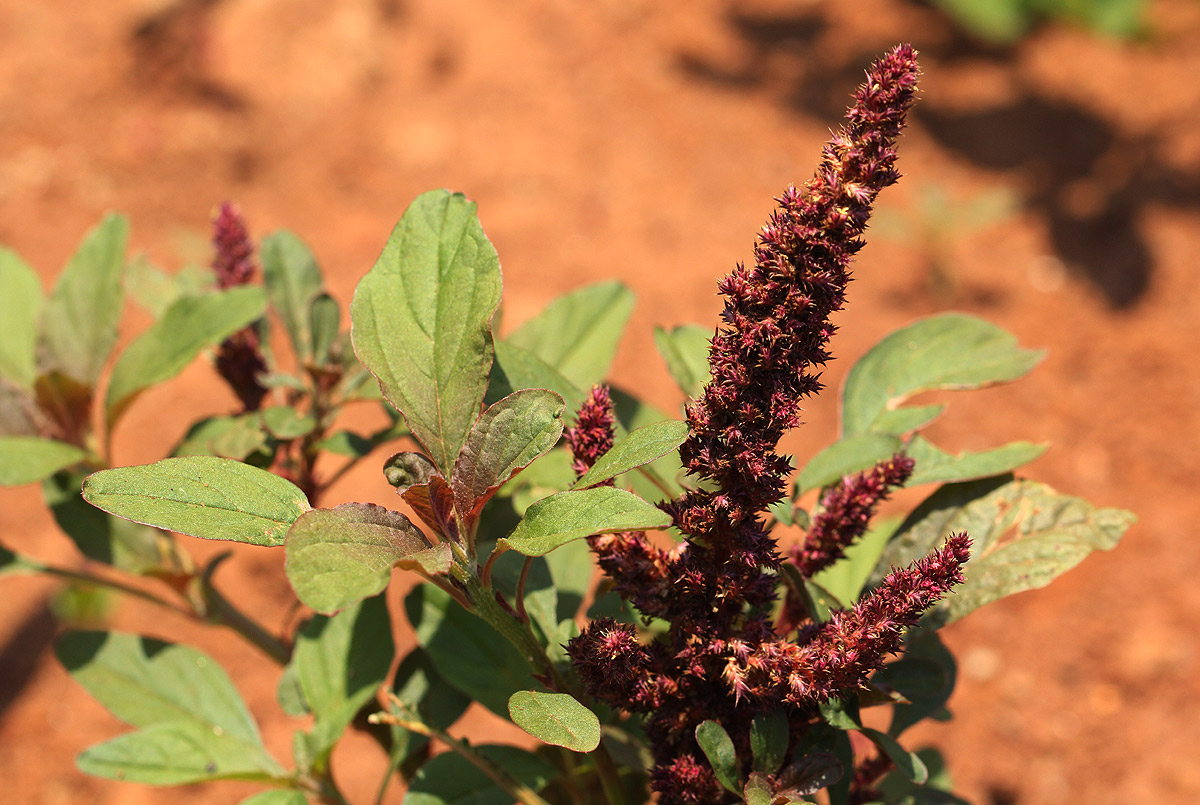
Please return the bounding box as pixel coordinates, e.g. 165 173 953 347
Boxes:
2 1 1199 803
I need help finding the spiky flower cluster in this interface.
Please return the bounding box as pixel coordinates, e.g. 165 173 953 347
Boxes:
211 202 268 411
566 45 971 805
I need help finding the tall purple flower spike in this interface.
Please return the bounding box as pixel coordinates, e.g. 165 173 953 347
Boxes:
211 202 269 411
567 45 972 805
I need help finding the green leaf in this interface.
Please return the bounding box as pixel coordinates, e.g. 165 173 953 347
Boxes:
451 389 565 524
0 436 86 486
314 430 374 458
126 256 216 317
0 247 43 387
775 752 845 798
842 314 1044 436
262 231 323 362
508 691 601 752
875 477 1134 627
57 630 282 783
82 456 310 546
904 435 1047 487
239 792 308 805
860 728 928 784
405 584 531 717
37 214 129 385
695 720 740 794
310 292 341 365
105 287 267 426
392 649 471 728
0 377 43 435
819 697 862 731
350 190 502 475
76 722 283 785
44 469 182 575
491 338 587 415
653 324 712 399
499 487 673 557
507 280 635 390
573 419 688 490
749 709 789 774
796 433 903 495
293 595 394 757
275 663 309 717
542 537 593 622
743 774 775 805
610 387 686 500
173 414 269 460
261 405 318 440
869 404 944 436
888 630 957 737
403 744 556 805
285 503 446 614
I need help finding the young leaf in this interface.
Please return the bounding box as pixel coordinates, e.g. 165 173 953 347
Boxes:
875 477 1134 627
903 435 1047 487
743 773 775 805
173 414 269 460
285 503 446 614
310 292 341 365
350 190 502 475
0 247 43 388
126 256 216 317
0 437 85 486
293 595 394 757
695 719 741 794
653 323 712 400
451 388 565 524
37 214 129 385
842 314 1044 436
506 280 635 390
105 286 267 427
403 744 557 805
82 456 310 546
498 486 673 557
749 709 789 774
508 691 601 752
261 231 323 362
795 433 903 495
261 405 318 440
405 584 531 717
818 697 862 731
56 631 283 783
860 727 928 784
572 419 689 489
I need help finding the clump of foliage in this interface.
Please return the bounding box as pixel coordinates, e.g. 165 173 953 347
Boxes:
925 0 1148 45
0 45 1132 804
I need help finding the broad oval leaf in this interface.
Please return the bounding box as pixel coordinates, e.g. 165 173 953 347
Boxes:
0 436 85 486
573 419 688 490
261 405 318 440
749 709 789 774
351 190 502 475
403 744 556 805
56 630 283 784
653 323 712 400
875 477 1134 628
811 515 902 607
506 280 635 390
490 338 587 415
904 435 1048 487
775 752 845 798
292 595 394 757
37 214 129 385
261 230 323 362
695 719 740 794
0 247 43 388
82 456 310 546
508 690 601 752
796 432 902 495
285 502 444 613
452 388 565 523
869 404 944 436
842 314 1044 436
498 487 673 557
105 286 267 427
76 721 284 785
405 584 531 717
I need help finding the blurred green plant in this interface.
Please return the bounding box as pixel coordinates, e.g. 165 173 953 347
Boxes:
926 0 1149 44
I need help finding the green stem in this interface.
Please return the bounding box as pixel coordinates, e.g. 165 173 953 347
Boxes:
372 707 553 805
39 565 193 618
202 581 292 665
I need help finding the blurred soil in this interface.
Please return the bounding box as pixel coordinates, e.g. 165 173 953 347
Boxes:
2 1 1199 803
